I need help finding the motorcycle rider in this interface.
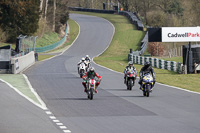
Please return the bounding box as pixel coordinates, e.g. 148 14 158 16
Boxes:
85 55 91 62
82 67 102 93
85 55 91 70
124 61 137 84
77 57 87 74
138 62 155 89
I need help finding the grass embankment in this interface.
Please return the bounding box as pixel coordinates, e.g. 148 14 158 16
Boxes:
38 18 79 61
72 11 200 93
0 19 79 61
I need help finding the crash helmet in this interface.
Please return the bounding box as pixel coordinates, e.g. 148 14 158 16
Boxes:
86 55 89 58
89 67 95 72
144 62 150 67
81 57 85 62
128 61 133 66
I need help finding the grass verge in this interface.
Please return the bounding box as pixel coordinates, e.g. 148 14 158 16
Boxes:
72 11 200 93
38 18 79 61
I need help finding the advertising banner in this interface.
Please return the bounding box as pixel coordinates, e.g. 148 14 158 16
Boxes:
162 27 200 42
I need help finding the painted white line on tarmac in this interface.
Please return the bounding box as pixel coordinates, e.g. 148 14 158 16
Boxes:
56 123 64 126
156 82 200 95
60 126 67 129
23 74 47 110
46 111 52 115
49 116 56 119
0 78 47 110
53 120 60 123
63 130 71 133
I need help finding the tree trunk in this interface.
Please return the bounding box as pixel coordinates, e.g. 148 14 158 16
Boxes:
40 0 43 12
44 0 49 22
52 0 56 31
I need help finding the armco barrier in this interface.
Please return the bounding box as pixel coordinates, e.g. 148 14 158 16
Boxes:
131 54 182 72
34 23 69 53
11 51 35 74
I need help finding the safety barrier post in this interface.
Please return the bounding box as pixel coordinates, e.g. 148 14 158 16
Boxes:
159 59 162 69
140 56 143 65
178 62 182 74
149 57 152 66
164 61 168 70
133 55 136 63
154 58 157 68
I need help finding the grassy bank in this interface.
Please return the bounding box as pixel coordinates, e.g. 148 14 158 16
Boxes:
38 18 79 61
72 11 200 93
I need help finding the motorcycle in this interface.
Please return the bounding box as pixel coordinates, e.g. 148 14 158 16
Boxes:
86 77 99 100
125 69 137 90
141 73 154 97
79 62 86 78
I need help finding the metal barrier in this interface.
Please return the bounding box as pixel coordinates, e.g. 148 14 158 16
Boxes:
34 23 69 53
130 54 182 73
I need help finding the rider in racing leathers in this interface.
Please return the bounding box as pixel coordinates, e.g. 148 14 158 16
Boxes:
124 61 137 84
82 67 102 93
77 57 87 74
138 62 155 89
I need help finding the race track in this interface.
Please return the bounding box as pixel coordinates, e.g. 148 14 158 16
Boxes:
25 13 200 133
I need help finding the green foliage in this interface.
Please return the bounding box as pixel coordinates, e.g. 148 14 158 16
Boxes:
0 0 40 42
36 32 60 47
165 0 184 16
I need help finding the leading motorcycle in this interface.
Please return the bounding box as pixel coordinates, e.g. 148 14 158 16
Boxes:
141 73 154 97
86 77 99 100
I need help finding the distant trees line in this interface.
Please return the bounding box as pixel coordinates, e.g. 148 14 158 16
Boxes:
0 0 69 42
68 0 200 27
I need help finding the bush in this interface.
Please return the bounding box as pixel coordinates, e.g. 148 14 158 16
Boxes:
148 42 165 56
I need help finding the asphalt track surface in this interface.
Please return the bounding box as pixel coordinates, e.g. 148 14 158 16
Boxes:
24 14 200 133
0 79 63 133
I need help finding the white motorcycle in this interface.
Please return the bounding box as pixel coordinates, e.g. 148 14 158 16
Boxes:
79 62 86 78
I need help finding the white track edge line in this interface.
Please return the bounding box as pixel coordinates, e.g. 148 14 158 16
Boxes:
0 78 47 109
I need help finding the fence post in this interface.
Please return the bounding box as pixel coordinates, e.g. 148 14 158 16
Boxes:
133 55 135 63
170 61 174 71
140 56 143 65
154 58 157 68
164 61 168 70
159 59 162 69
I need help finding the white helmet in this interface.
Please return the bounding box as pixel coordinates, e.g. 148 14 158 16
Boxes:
86 55 89 58
81 57 85 61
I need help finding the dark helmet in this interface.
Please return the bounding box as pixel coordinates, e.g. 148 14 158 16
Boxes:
144 62 150 67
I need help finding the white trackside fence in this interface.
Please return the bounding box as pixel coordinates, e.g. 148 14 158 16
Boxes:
128 54 183 73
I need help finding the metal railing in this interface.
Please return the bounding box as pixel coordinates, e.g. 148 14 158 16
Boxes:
34 23 69 53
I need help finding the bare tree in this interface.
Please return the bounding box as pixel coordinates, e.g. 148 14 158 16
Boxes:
52 0 56 31
40 0 44 12
44 0 49 22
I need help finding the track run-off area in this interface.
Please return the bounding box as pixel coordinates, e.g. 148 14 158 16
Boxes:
0 13 200 133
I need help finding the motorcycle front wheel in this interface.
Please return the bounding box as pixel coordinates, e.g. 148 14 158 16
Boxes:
88 89 93 100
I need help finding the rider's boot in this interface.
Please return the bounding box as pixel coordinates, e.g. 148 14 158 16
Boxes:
95 82 100 93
